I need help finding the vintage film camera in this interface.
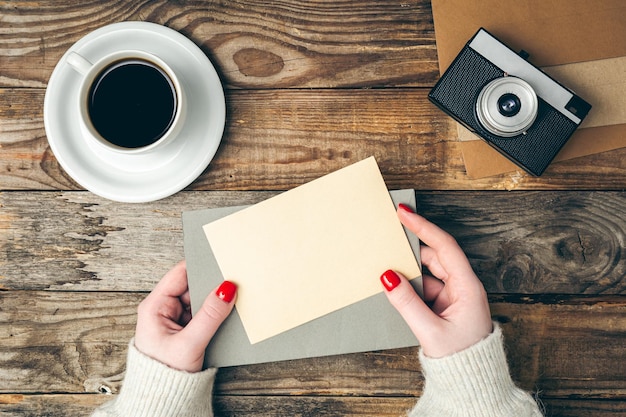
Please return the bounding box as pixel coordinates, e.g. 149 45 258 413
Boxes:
429 28 591 176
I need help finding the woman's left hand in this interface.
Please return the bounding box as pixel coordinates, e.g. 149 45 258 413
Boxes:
134 261 237 372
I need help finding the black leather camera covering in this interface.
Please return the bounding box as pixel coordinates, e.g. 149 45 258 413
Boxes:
429 45 578 176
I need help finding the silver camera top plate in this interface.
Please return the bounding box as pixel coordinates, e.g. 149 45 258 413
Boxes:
469 29 582 124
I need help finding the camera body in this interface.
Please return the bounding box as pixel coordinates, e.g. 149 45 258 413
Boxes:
429 28 591 176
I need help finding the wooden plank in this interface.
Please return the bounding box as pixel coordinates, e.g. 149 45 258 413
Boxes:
197 85 626 188
2 88 626 192
543 399 626 417
492 298 626 399
2 191 624 294
214 396 423 417
0 0 437 89
0 394 109 416
0 191 277 291
1 291 624 400
0 291 137 394
0 88 454 191
0 394 623 417
213 397 626 417
416 191 626 295
0 89 76 190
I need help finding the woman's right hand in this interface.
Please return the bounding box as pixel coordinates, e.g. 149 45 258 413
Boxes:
380 205 493 358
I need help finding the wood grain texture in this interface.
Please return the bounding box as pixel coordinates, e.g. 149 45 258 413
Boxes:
0 191 277 291
0 0 437 89
2 88 626 192
2 0 626 415
1 291 624 400
1 395 625 417
212 397 626 417
416 191 626 295
0 291 136 394
212 396 420 417
1 191 624 294
0 394 109 416
543 399 626 417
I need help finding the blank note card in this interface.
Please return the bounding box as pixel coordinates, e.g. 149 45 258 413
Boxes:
203 157 421 344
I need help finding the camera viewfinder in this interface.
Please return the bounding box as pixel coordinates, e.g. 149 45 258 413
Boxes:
565 95 592 119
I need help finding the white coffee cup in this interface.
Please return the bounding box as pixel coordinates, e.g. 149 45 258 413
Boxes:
67 49 186 155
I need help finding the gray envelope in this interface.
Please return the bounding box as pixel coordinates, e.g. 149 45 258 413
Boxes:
183 189 422 368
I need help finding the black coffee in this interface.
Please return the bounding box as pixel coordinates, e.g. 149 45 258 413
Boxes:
88 59 177 148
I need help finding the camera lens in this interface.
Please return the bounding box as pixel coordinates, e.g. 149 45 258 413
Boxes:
476 76 538 138
497 93 521 117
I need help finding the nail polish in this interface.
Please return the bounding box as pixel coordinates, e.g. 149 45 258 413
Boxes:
216 280 237 303
398 203 413 213
380 270 401 292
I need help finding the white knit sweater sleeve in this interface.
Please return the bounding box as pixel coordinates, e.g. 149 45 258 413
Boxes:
92 327 541 417
409 324 543 417
91 340 216 417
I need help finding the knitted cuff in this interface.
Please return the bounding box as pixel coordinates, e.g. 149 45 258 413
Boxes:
110 340 217 417
411 324 541 417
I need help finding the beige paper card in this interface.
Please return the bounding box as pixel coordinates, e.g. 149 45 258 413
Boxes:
203 157 421 344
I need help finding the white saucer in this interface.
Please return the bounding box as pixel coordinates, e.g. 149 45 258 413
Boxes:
44 22 226 203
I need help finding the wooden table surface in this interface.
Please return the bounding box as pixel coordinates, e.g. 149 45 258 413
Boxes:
1 2 625 416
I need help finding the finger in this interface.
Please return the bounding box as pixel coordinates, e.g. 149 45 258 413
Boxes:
150 260 189 299
422 275 453 315
419 245 448 280
380 270 440 341
399 210 475 282
136 261 188 319
178 281 237 349
397 209 458 253
421 274 445 303
179 307 193 326
179 289 191 307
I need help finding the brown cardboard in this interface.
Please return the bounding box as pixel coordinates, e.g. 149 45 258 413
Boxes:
431 0 626 178
461 124 626 178
542 57 626 129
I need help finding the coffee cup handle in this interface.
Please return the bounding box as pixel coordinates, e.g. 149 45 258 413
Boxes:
66 52 93 75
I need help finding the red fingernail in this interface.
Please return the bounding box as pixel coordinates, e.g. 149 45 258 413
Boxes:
380 270 401 292
216 281 237 303
398 204 413 213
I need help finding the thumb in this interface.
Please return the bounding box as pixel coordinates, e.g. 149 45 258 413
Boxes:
380 270 439 341
180 280 237 348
